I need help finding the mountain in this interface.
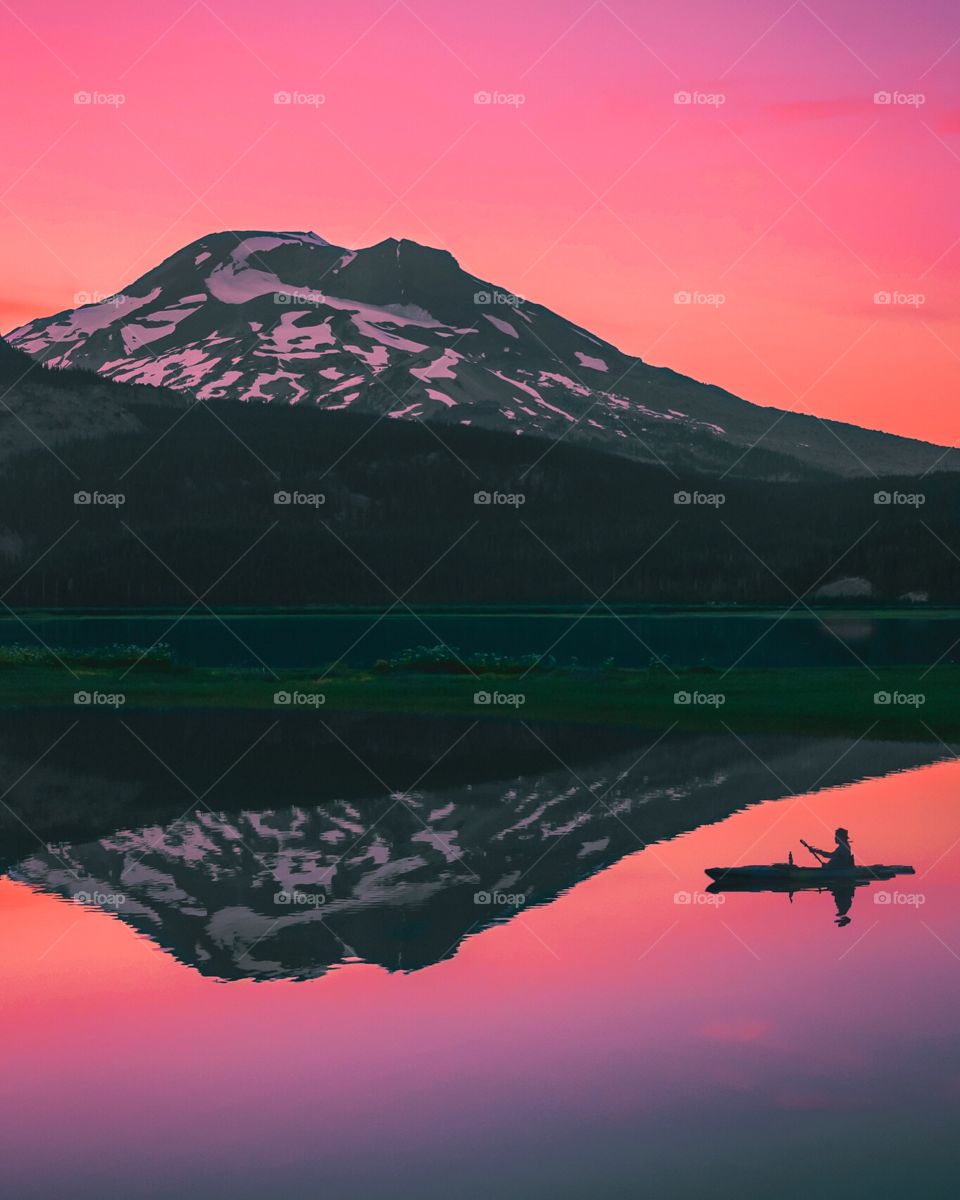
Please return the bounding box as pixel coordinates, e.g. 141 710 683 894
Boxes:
0 325 183 465
7 230 951 479
1 328 959 606
3 713 942 979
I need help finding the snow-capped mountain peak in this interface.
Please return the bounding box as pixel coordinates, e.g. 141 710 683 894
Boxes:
6 229 948 477
8 228 644 432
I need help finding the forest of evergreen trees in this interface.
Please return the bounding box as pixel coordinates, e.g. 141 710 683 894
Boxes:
1 397 957 607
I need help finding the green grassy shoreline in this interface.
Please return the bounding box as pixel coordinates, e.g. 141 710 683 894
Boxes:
3 661 958 739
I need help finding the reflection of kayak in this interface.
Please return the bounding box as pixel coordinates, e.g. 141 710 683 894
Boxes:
705 864 914 888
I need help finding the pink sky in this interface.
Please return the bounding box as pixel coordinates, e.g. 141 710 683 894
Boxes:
1 0 958 444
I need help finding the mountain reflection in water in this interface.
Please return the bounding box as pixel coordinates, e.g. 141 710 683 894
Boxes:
3 712 945 980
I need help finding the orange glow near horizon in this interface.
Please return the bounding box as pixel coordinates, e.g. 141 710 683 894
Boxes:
1 1 958 445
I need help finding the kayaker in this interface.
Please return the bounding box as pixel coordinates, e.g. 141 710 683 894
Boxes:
806 828 854 868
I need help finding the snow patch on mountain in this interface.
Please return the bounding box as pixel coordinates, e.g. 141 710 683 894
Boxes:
534 396 575 422
426 387 456 407
262 312 336 355
242 369 308 403
483 314 519 338
344 343 389 370
576 351 608 371
539 370 591 397
410 348 462 382
14 287 162 353
197 369 246 400
206 258 284 304
110 346 219 388
121 300 204 353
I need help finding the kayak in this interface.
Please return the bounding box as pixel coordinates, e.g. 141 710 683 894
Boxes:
705 864 914 886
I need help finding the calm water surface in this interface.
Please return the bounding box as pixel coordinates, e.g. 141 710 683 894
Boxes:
1 716 958 1198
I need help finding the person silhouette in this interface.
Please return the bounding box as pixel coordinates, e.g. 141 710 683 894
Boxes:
806 827 854 869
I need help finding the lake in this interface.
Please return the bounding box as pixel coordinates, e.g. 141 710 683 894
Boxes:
3 608 959 668
1 712 958 1198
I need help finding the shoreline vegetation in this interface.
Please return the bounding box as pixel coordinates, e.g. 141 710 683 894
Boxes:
1 644 957 738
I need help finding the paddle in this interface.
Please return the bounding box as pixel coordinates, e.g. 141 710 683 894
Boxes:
800 839 827 865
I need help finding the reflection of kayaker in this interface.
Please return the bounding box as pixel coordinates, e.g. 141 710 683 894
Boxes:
829 883 855 928
801 828 854 869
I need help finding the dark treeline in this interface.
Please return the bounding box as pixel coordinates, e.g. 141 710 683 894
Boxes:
1 399 958 606
0 709 646 866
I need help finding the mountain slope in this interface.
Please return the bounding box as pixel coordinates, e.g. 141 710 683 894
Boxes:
0 328 183 464
7 230 951 479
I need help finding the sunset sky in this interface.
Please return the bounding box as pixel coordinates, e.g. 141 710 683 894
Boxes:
2 0 958 443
